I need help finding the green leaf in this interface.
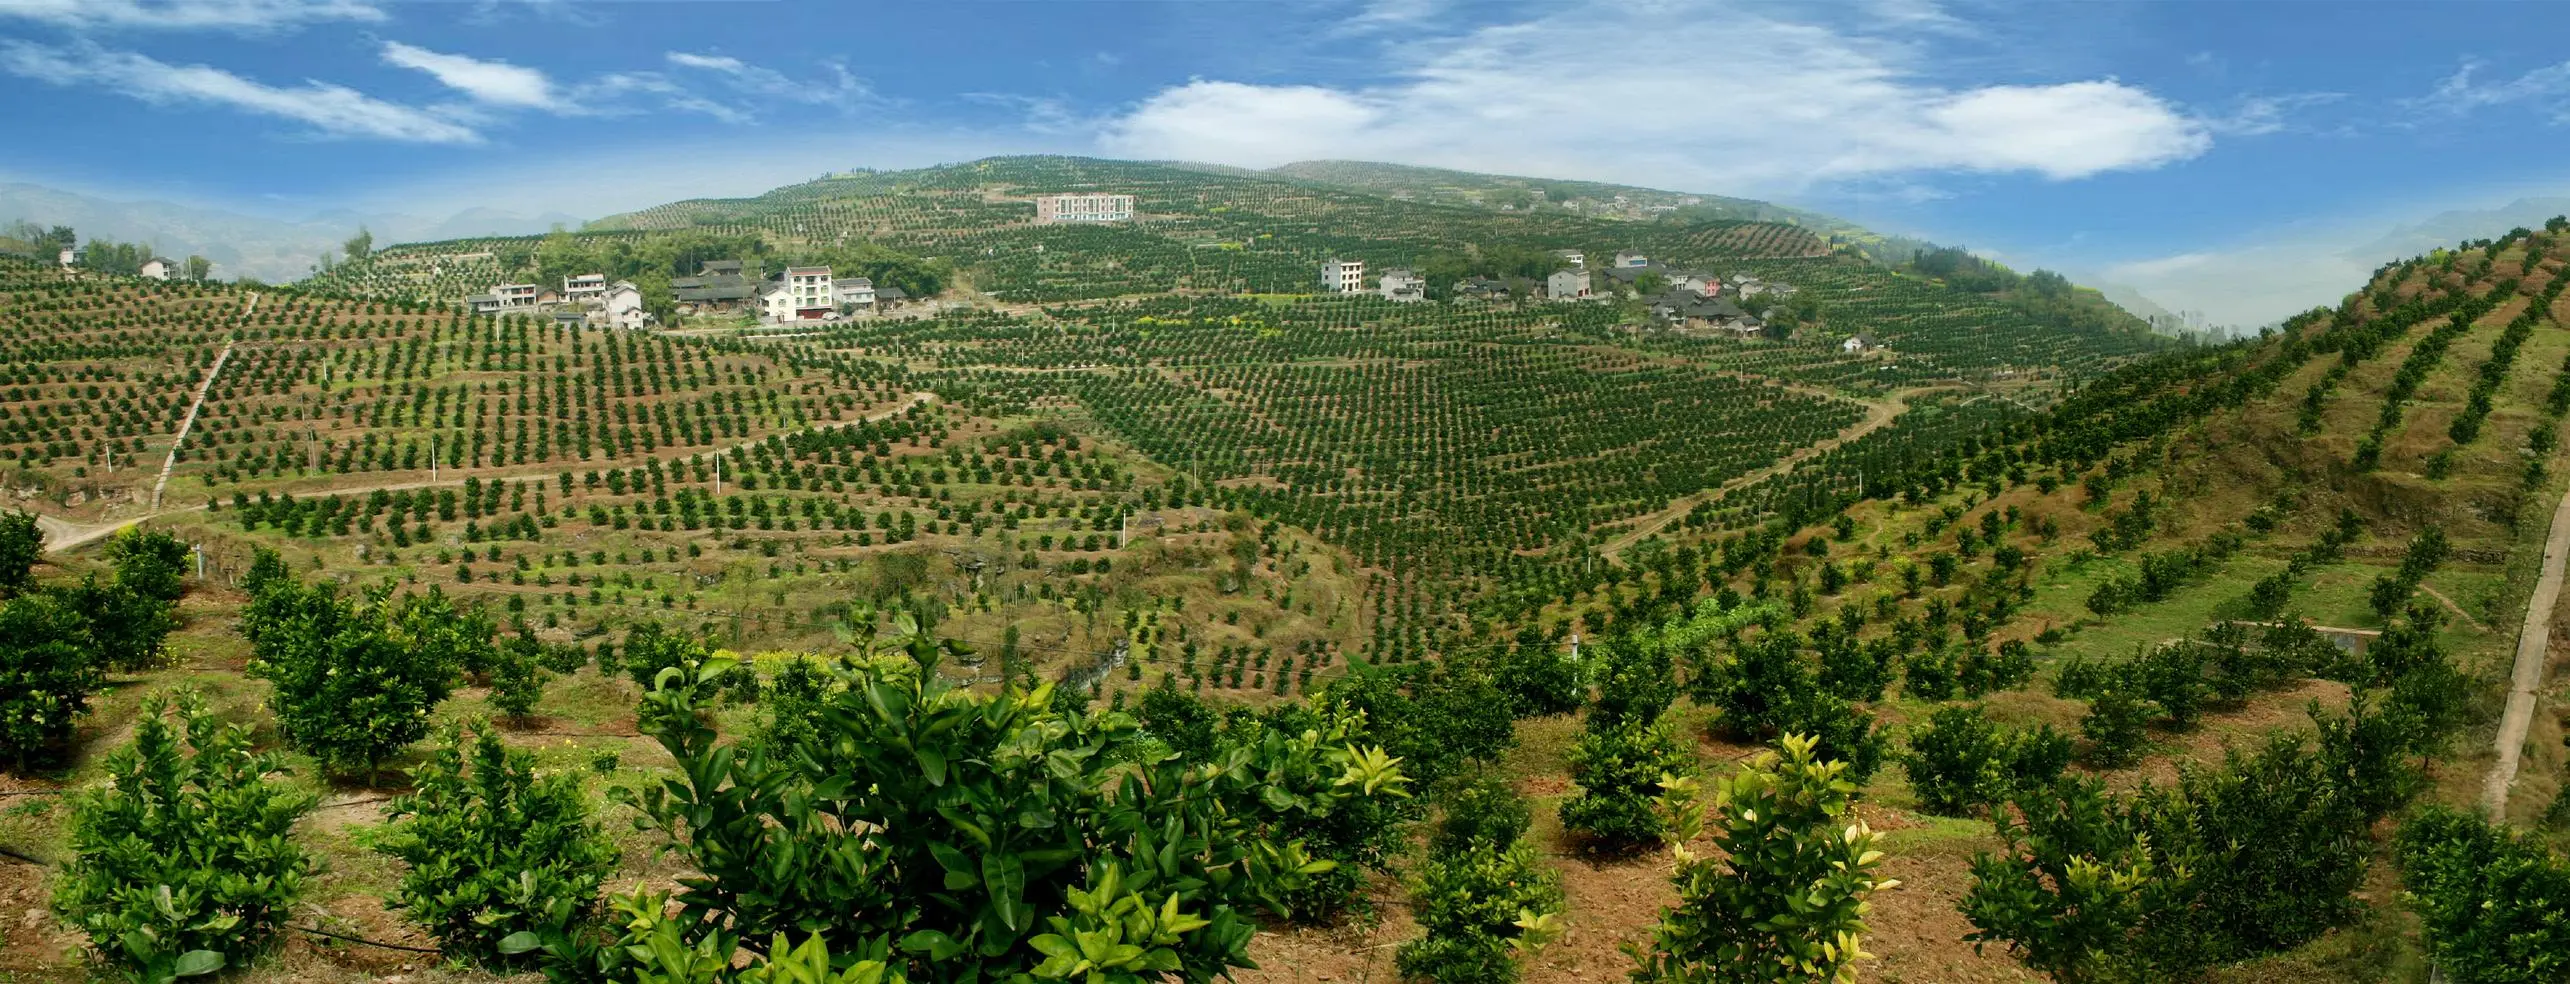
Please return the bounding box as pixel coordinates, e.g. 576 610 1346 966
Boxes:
984 852 1028 929
916 744 948 786
497 931 541 955
899 929 966 961
171 950 224 978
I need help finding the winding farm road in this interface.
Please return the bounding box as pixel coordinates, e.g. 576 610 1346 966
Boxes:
33 391 936 555
2485 484 2570 816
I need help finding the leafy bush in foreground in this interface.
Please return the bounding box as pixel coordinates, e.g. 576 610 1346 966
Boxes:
52 692 315 983
378 721 619 970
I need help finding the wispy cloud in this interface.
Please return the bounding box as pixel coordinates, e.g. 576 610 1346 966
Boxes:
2203 91 2346 136
381 41 556 109
665 51 876 111
2406 58 2570 123
0 38 477 144
1101 2 2211 194
0 0 382 32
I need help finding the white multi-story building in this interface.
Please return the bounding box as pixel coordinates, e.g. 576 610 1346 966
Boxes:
786 266 834 320
139 257 171 281
1547 269 1591 300
1035 194 1135 223
600 281 649 330
494 283 540 309
1553 249 1586 270
835 277 877 309
1613 250 1649 268
563 273 607 302
1379 269 1427 303
1322 258 1365 294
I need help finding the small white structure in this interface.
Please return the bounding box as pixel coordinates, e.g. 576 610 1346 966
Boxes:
1842 334 1880 354
1035 194 1135 223
493 283 540 310
563 273 607 302
57 247 76 269
758 281 793 322
1553 249 1586 270
600 281 648 330
139 257 172 280
1547 269 1591 301
835 277 877 309
1613 250 1649 268
1378 269 1427 303
466 293 503 315
1322 258 1365 294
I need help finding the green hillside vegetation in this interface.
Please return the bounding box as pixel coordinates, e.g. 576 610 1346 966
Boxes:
0 163 2562 984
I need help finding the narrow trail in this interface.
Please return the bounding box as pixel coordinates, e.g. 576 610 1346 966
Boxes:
36 392 936 555
2484 482 2570 816
1597 387 1929 562
152 339 233 510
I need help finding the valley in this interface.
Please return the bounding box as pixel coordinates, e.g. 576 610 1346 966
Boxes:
0 157 2562 984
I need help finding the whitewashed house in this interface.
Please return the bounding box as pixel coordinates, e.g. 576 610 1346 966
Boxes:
1613 250 1649 268
1547 269 1591 301
600 281 649 330
835 276 877 310
786 266 834 321
139 257 172 280
1842 334 1880 354
563 273 608 303
57 247 76 269
493 283 540 310
1378 269 1427 303
758 281 793 323
1322 259 1365 293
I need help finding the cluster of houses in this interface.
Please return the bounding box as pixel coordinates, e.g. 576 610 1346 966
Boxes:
467 260 914 329
669 260 909 324
467 273 652 330
1317 250 1801 338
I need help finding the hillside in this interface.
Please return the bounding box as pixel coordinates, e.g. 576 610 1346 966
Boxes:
0 175 2563 984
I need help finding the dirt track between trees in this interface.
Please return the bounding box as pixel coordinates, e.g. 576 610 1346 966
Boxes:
2484 483 2570 815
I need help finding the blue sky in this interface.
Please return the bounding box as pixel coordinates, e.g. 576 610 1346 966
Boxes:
6 0 2570 324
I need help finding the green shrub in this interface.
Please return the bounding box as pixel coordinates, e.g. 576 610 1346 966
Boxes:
0 509 39 596
1396 839 1565 984
2396 806 2570 984
1633 734 1896 984
1901 704 2071 816
1492 638 1584 717
618 643 1408 982
1962 776 2207 983
53 692 315 982
2080 684 2150 768
0 590 104 767
105 528 190 605
242 577 462 778
377 722 619 970
1431 775 1533 860
1561 718 1692 852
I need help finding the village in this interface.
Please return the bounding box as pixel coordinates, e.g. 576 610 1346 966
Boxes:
1323 248 1855 348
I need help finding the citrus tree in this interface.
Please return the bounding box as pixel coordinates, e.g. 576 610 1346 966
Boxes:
1632 733 1897 984
617 633 1407 983
52 691 315 983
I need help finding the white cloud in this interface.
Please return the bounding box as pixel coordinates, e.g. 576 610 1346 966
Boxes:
665 51 875 110
380 41 555 108
0 0 382 32
2407 59 2570 122
2203 91 2346 136
0 39 477 144
1099 2 2210 195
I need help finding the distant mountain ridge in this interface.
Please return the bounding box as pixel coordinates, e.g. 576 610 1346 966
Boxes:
0 181 580 283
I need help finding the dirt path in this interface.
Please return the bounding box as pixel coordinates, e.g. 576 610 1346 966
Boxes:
153 338 234 509
1597 387 1930 562
2484 482 2570 815
36 391 935 555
